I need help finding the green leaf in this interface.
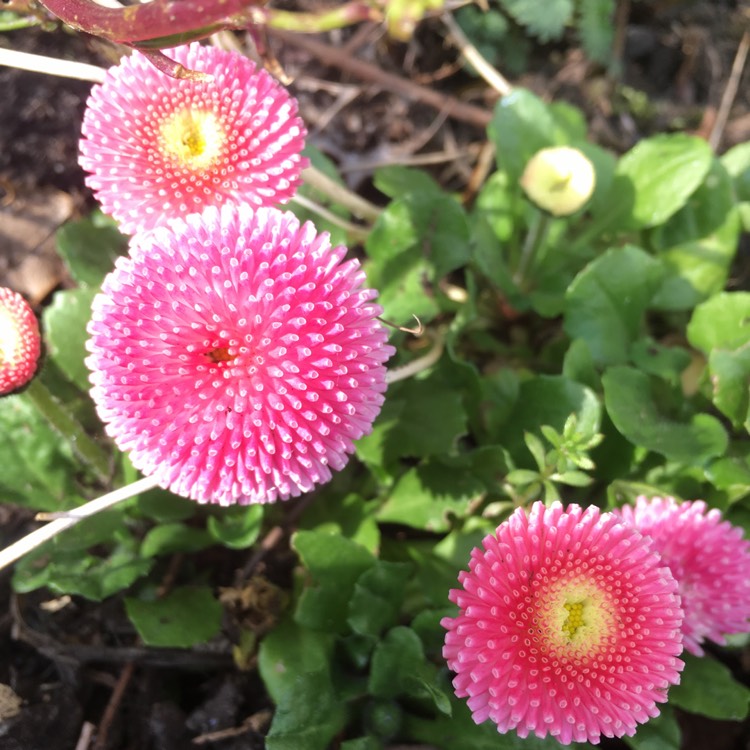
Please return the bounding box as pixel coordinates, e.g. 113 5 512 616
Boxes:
720 140 750 201
374 165 441 199
564 245 665 365
299 493 380 554
369 626 450 714
578 0 615 64
206 504 264 549
622 706 680 750
15 541 152 601
140 522 213 557
365 193 469 324
500 0 574 42
652 160 741 311
125 586 222 647
292 530 375 634
489 88 557 182
0 393 84 511
377 460 484 532
629 338 692 385
43 287 99 392
258 618 345 750
357 373 467 466
347 560 413 637
688 292 750 430
615 134 713 229
56 213 128 288
602 366 728 463
669 653 750 720
499 375 600 462
136 488 197 522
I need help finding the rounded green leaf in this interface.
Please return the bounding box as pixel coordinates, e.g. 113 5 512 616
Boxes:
616 134 712 229
602 366 728 463
125 586 222 647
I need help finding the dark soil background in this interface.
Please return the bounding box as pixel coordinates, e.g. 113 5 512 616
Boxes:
0 1 749 748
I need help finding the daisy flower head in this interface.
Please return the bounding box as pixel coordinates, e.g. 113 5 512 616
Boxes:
85 203 394 505
79 42 308 235
442 501 684 746
614 495 750 656
0 287 41 395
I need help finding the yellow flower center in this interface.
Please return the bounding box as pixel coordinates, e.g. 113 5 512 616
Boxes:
561 600 586 639
159 109 225 170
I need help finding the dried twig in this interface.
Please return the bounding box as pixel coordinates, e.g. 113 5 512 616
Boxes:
271 28 493 128
709 29 750 151
0 476 159 572
0 46 107 82
93 662 135 750
442 11 512 96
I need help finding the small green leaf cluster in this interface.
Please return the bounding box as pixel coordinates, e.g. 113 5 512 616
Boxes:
457 0 616 70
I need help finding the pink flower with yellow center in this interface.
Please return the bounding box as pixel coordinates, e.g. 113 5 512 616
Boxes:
0 287 41 395
79 42 307 235
442 501 684 746
614 495 750 656
85 203 394 505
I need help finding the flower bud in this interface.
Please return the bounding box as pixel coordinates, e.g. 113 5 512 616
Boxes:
0 287 41 395
520 146 595 216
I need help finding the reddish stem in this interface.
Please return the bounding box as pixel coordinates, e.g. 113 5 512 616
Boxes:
35 0 265 44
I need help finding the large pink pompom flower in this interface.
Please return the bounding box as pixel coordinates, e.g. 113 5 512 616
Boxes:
79 42 307 235
85 203 394 505
614 495 750 656
442 501 684 746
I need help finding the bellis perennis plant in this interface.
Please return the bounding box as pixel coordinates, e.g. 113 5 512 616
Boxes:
79 42 308 235
443 501 684 745
614 496 750 656
86 203 394 505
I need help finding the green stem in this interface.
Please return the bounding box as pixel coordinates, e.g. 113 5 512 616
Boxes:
514 210 551 290
25 378 111 486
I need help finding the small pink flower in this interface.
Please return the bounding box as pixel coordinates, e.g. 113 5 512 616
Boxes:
85 203 394 505
79 42 307 235
0 287 41 395
442 501 684 746
614 495 750 656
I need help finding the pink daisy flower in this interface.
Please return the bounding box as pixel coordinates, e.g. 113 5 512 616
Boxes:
85 203 394 505
614 496 750 656
442 501 684 746
0 287 41 395
79 42 307 235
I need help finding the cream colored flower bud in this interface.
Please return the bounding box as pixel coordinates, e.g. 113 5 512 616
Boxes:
520 147 595 217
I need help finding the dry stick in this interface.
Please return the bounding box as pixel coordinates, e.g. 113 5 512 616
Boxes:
709 29 750 151
93 661 135 750
301 164 381 222
0 47 106 82
0 475 159 572
442 11 512 96
74 722 97 750
270 28 494 129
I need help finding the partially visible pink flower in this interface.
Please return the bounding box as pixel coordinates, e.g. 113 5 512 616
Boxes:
85 203 394 505
614 495 750 656
79 42 307 235
0 287 41 395
442 501 684 746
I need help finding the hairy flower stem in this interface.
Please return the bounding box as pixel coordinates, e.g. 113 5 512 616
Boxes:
0 475 159 572
514 210 551 290
25 378 112 486
36 0 376 50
